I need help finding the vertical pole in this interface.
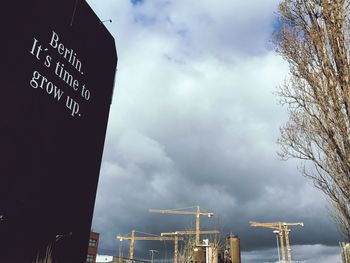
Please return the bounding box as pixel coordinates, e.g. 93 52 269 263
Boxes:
284 227 292 263
119 243 123 263
130 230 135 260
174 236 179 263
278 224 286 263
149 250 158 263
196 206 200 246
274 231 281 263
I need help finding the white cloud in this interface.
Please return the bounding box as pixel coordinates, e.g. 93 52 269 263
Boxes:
87 0 343 257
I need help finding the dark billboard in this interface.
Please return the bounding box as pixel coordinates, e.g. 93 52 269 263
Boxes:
0 1 117 262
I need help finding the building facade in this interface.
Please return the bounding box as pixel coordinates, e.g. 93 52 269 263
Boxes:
87 231 100 263
225 234 241 263
96 256 150 263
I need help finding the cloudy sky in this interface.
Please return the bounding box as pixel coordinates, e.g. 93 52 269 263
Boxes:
86 0 344 262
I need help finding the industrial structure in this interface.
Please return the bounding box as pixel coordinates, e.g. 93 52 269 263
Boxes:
110 207 308 263
149 206 214 246
225 235 241 263
249 221 304 263
116 230 183 261
160 230 220 263
96 255 150 263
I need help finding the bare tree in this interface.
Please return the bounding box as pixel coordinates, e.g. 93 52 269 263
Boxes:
275 0 350 239
178 235 196 263
208 235 223 263
178 233 223 263
32 245 53 263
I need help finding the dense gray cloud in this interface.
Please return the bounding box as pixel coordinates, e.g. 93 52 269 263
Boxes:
87 0 343 261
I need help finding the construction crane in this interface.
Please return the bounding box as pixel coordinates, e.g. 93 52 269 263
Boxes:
161 230 220 263
249 221 303 263
161 230 220 236
116 230 183 260
282 223 304 263
149 206 214 246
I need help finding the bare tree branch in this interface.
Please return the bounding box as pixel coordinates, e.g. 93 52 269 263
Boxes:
276 0 350 239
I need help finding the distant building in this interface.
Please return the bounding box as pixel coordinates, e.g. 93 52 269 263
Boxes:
207 245 221 263
192 246 206 263
225 234 241 263
96 256 149 263
87 231 100 263
96 255 114 263
188 239 224 263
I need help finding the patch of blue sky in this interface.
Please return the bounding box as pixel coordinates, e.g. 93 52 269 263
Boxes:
272 16 282 32
261 17 281 52
131 0 143 6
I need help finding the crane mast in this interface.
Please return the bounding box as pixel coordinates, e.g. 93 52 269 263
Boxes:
249 221 303 263
282 223 303 262
149 205 214 246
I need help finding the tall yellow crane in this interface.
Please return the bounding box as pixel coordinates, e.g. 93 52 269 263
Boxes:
149 206 214 246
249 221 303 263
116 230 183 260
161 230 220 263
282 223 304 263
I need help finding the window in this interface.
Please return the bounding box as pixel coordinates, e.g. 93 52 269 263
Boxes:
89 239 97 247
87 254 94 262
